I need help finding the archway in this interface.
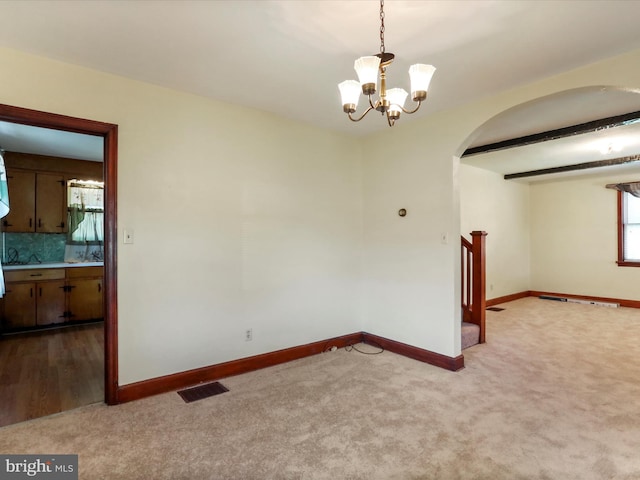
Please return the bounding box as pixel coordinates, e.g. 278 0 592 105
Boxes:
456 85 640 310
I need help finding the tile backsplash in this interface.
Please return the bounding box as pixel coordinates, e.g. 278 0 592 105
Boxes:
2 232 66 264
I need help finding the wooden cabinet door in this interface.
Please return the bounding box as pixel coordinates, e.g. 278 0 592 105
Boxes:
68 278 103 322
36 173 67 233
2 282 37 329
36 280 67 326
2 170 35 232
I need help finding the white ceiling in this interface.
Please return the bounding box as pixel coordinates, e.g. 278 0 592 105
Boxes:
1 0 640 179
464 86 640 183
0 121 103 162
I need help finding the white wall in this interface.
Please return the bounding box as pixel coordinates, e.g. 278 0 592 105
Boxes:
0 47 363 385
530 172 640 300
460 164 530 300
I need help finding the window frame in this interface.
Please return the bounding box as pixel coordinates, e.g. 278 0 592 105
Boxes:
617 190 640 267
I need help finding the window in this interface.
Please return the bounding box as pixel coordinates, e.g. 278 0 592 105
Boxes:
618 190 640 266
64 179 105 263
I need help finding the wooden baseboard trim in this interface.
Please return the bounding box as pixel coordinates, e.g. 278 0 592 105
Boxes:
487 291 531 307
115 330 464 404
116 332 363 404
530 291 640 309
362 332 465 372
486 290 640 309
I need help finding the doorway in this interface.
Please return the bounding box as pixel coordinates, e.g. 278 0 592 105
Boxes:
0 104 118 419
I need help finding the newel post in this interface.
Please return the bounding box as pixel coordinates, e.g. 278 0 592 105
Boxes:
470 231 487 343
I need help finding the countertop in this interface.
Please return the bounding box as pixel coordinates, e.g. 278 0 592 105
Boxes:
2 262 104 271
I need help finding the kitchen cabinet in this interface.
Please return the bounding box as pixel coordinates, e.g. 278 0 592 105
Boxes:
2 169 67 233
2 283 36 329
67 267 103 322
0 266 103 332
2 170 34 232
1 269 66 330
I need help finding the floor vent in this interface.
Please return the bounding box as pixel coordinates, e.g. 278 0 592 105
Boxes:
178 382 229 403
487 307 505 312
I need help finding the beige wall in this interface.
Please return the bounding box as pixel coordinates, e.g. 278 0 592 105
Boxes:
2 44 640 385
360 48 640 358
460 164 530 300
530 173 640 300
0 47 364 385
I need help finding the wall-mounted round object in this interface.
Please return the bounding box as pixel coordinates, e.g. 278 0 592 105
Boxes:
398 208 407 217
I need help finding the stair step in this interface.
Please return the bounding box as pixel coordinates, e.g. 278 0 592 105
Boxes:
462 322 480 350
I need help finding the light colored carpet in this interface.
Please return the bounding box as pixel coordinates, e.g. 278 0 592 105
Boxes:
1 297 639 479
461 321 480 349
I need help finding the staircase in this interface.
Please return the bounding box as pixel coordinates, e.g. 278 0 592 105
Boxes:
462 322 481 350
461 231 487 349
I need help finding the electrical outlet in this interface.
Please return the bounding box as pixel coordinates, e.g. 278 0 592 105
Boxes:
245 329 252 341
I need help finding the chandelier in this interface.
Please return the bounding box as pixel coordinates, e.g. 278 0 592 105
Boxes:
338 0 436 127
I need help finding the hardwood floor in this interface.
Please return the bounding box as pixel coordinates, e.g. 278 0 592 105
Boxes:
0 322 104 427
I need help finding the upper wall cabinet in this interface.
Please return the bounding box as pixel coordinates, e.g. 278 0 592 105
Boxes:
3 169 67 233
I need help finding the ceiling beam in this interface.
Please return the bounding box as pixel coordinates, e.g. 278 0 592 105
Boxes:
504 154 640 180
463 110 640 157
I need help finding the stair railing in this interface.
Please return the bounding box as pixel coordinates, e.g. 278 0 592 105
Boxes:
461 231 487 343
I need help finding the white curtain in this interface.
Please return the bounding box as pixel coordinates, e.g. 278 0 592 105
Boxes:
0 150 9 297
64 180 104 263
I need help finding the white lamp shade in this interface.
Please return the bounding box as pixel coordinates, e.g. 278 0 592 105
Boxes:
338 80 361 107
387 88 408 113
409 64 436 93
354 56 381 87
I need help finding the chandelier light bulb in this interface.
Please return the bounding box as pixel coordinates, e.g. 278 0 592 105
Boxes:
338 80 361 113
409 64 436 101
354 56 381 95
387 88 408 115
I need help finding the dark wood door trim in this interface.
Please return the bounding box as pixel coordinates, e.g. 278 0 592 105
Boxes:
0 103 119 405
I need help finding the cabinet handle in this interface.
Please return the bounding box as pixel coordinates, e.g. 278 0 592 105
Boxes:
58 221 65 228
30 273 43 277
30 287 33 298
29 218 33 228
98 283 102 293
2 220 11 227
38 219 42 228
39 287 42 297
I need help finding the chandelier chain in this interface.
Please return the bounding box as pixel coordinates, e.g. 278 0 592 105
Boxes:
379 0 385 54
